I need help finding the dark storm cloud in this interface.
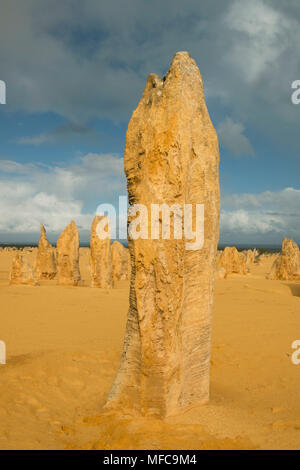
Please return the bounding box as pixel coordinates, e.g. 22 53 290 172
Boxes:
1 0 300 153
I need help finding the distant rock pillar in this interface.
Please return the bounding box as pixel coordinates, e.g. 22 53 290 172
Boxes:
90 216 112 288
268 238 300 280
56 221 81 286
217 246 247 275
35 225 56 280
111 241 130 283
0 341 6 365
9 253 38 286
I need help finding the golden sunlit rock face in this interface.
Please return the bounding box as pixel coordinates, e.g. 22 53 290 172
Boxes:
35 225 56 280
245 249 255 267
9 253 38 286
56 221 81 286
217 246 247 276
90 216 112 289
106 51 220 418
111 241 130 283
268 238 300 280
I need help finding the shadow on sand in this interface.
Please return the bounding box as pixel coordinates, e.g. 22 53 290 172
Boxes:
286 283 300 297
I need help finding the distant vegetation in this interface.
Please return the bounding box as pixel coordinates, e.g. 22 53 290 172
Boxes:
218 244 281 254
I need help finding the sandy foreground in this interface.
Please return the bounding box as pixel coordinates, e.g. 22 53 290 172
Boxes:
0 248 300 450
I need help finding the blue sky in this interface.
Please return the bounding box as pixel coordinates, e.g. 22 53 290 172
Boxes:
0 0 300 245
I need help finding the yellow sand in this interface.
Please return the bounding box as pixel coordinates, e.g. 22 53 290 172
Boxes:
0 249 300 450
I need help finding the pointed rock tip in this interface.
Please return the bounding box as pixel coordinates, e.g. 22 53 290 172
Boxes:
173 51 191 60
170 51 194 67
161 51 203 89
145 51 201 96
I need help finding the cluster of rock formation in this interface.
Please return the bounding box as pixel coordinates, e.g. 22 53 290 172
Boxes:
215 247 259 279
217 246 247 277
106 51 220 417
9 224 59 286
267 238 300 280
8 50 299 424
8 219 130 288
0 247 18 253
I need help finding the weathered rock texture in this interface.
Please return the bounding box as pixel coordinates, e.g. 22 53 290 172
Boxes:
217 246 247 276
35 225 56 280
215 266 227 280
106 52 220 417
267 238 300 280
56 221 81 286
239 252 247 271
90 216 112 288
9 253 38 286
111 241 130 283
245 249 255 266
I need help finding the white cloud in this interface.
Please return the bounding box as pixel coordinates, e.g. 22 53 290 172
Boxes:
0 153 126 235
221 187 300 244
221 209 284 234
0 190 90 234
0 155 299 246
222 187 300 212
217 117 254 157
223 0 291 83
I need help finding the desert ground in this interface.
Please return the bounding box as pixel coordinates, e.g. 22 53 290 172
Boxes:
0 248 300 450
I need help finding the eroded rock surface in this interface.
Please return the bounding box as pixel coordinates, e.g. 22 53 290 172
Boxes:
9 253 38 286
111 241 130 283
245 250 255 267
90 216 112 288
35 225 56 280
56 221 81 286
215 267 227 280
268 238 300 280
106 51 220 417
217 246 247 276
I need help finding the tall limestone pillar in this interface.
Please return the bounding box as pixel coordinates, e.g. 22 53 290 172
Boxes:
35 225 57 280
56 221 81 286
90 215 112 288
107 52 220 417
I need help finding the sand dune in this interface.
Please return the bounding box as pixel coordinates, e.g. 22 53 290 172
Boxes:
0 250 300 449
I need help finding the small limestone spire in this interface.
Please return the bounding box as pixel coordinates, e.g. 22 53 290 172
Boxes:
35 224 56 280
56 221 81 286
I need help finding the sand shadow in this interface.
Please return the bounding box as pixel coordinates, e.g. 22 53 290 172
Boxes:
1 350 52 368
286 283 300 297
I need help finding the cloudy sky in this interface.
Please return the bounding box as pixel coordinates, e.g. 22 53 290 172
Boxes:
0 0 299 245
